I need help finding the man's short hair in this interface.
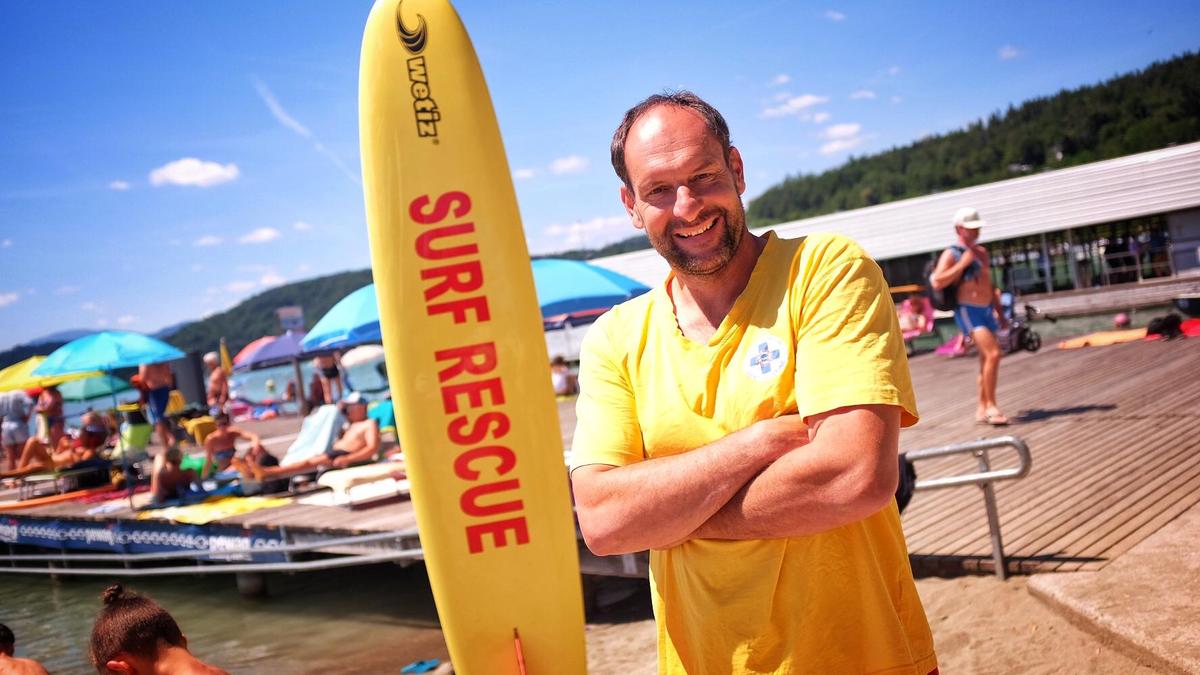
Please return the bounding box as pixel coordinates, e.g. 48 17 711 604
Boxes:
214 412 230 425
0 622 14 650
90 584 185 669
610 90 732 193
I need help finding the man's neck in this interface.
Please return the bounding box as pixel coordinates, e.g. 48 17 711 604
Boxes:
154 646 221 675
670 232 767 341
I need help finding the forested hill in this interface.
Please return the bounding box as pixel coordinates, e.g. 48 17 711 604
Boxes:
747 52 1200 226
164 269 373 356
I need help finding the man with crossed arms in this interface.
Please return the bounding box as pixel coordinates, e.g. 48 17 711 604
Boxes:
570 91 937 674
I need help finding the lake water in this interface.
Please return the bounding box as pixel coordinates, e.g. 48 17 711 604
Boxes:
0 563 449 673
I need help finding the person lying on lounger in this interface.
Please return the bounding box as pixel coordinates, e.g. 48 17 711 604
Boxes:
1 412 107 478
233 395 379 480
201 413 265 478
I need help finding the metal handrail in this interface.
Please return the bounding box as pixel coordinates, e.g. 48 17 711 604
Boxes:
0 529 416 564
905 435 1032 580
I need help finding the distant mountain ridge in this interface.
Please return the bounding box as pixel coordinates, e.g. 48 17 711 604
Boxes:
23 328 95 346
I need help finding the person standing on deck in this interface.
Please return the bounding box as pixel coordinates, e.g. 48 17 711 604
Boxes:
138 361 175 452
203 352 228 415
930 207 1009 425
569 91 936 674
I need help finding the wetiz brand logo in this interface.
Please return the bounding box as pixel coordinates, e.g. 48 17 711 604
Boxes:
397 1 439 140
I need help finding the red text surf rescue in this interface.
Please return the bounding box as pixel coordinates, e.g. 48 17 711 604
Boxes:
411 190 530 555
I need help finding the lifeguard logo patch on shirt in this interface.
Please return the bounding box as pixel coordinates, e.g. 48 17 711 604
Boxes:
745 335 788 381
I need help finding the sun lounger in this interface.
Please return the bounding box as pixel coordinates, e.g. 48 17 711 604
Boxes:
280 404 345 467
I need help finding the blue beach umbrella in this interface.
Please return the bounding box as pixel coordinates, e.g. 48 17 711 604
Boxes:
531 259 650 317
33 331 185 376
32 331 184 506
302 284 381 352
58 374 133 402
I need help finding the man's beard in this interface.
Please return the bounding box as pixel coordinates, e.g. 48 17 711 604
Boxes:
648 200 747 276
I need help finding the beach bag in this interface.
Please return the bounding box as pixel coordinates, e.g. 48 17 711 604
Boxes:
925 246 964 312
1147 313 1183 339
895 453 917 514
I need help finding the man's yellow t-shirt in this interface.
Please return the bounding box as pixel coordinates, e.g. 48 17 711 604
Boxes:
571 232 937 674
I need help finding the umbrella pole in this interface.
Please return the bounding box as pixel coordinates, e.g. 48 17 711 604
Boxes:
292 358 308 416
107 371 134 509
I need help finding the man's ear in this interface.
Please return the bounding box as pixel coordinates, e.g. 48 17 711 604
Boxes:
728 146 746 195
619 184 644 231
104 657 136 674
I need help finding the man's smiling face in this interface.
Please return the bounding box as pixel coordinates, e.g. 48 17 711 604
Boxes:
620 104 748 277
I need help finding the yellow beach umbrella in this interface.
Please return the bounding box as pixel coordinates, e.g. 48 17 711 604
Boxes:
0 356 102 392
219 337 234 376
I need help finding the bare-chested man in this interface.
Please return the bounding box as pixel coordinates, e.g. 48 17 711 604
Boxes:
0 623 50 675
202 413 265 478
139 361 175 452
930 207 1009 425
203 352 228 414
235 396 378 480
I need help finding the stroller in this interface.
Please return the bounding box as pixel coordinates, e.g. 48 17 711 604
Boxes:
997 293 1043 353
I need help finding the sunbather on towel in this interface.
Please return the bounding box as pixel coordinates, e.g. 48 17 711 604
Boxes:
202 413 265 478
235 395 379 480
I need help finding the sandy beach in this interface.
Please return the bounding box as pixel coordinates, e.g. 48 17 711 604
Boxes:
581 575 1157 674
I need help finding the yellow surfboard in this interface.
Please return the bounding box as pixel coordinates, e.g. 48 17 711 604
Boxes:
358 1 587 673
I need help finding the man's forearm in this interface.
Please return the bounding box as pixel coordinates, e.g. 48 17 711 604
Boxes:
694 407 900 541
572 416 807 555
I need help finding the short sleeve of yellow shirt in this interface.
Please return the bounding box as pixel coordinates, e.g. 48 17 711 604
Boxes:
570 232 935 675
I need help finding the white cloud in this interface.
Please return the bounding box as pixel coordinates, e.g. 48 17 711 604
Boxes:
2 239 11 248
998 45 1020 60
824 9 846 21
225 280 257 293
55 285 81 296
239 227 281 244
825 123 862 139
820 123 866 155
887 65 902 76
81 301 101 312
194 235 223 247
0 292 18 308
116 315 137 326
850 89 876 100
109 180 130 191
296 263 312 273
513 168 537 181
260 272 286 287
95 318 109 328
761 94 830 119
292 220 313 231
820 138 865 155
191 264 204 273
543 215 629 250
550 155 589 175
812 112 832 123
150 158 239 188
890 95 904 104
769 74 790 87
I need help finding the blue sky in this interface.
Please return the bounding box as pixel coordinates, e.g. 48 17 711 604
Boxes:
2 1 1197 349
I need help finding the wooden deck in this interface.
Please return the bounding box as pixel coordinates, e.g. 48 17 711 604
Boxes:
898 335 1200 575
